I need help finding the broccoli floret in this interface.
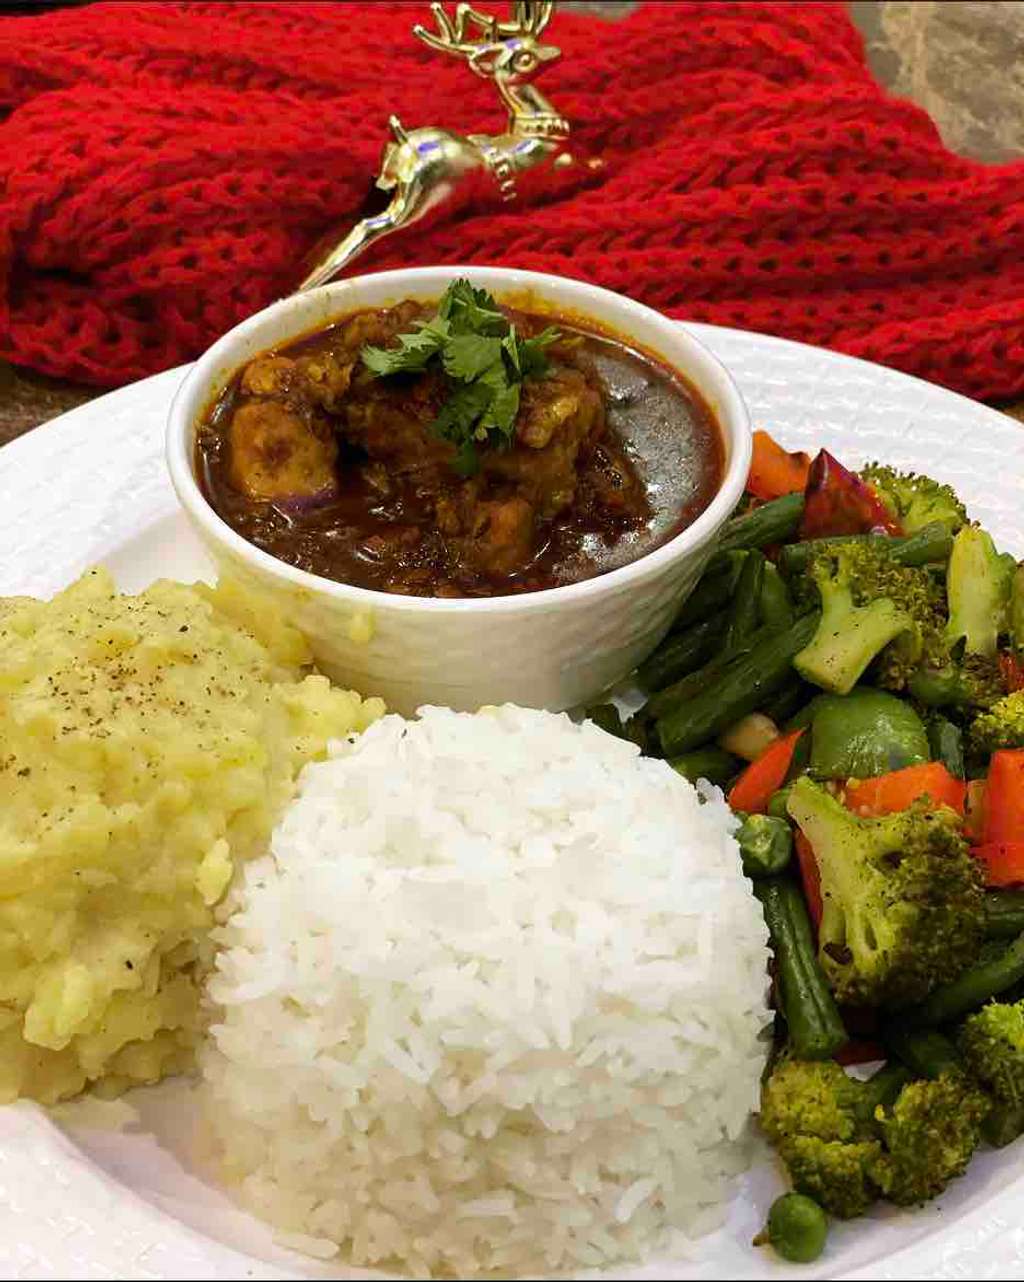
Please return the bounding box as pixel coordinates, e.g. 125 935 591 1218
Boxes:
760 1057 987 1216
871 1073 989 1205
946 527 1015 660
861 464 968 535
794 542 944 695
786 777 984 1009
759 1059 903 1218
908 652 1006 713
969 691 1024 755
780 1135 883 1220
960 999 1024 1107
761 1058 870 1143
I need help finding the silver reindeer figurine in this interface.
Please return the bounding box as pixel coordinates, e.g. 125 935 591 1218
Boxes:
297 1 571 292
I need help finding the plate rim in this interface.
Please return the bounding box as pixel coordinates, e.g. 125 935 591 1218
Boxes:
0 323 1022 1282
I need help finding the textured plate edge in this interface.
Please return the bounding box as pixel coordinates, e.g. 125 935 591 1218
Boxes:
0 327 1021 1280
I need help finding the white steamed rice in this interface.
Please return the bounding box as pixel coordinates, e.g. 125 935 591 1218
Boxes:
201 705 772 1278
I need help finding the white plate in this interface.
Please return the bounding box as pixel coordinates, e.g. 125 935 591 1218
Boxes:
1 325 1022 1282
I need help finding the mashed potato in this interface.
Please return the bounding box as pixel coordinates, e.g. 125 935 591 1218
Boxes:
0 568 382 1104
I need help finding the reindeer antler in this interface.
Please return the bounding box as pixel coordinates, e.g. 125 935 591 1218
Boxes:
511 2 554 37
413 3 498 56
415 2 555 57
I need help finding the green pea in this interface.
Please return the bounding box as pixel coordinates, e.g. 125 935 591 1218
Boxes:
736 813 793 878
766 784 795 821
757 1192 828 1264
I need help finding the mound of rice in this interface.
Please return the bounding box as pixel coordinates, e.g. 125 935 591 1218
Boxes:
202 705 772 1278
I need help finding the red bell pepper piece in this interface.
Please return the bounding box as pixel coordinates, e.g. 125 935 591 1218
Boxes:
982 750 1024 846
799 449 903 539
728 729 804 814
794 829 823 931
844 762 966 818
747 431 812 502
974 842 1024 888
972 752 1024 886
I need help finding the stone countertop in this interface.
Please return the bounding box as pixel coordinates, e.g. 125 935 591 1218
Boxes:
1 0 1022 442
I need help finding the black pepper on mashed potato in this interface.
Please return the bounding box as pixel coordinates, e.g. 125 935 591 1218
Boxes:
0 568 382 1104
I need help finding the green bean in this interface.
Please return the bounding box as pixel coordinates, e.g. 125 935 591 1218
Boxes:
672 553 744 629
908 932 1024 1028
777 522 953 578
647 626 766 720
713 493 805 558
656 612 821 757
754 878 847 1060
637 616 724 693
669 748 740 787
882 1026 961 1079
927 713 965 780
723 552 765 655
984 890 1024 941
759 561 795 631
879 521 956 566
736 813 793 877
754 1193 828 1264
647 656 729 721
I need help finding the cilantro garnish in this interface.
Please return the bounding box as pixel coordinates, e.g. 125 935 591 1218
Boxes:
360 279 560 475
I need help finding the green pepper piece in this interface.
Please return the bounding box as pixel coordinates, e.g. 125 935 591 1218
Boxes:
808 689 930 779
735 813 793 877
785 694 828 734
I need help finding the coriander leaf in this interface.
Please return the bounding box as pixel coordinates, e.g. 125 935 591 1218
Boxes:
479 381 521 443
502 324 520 375
430 380 493 447
451 438 480 477
442 333 505 382
516 326 560 379
360 280 563 473
361 317 449 375
438 278 508 337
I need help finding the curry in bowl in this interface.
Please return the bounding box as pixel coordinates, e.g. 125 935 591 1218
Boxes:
196 279 723 598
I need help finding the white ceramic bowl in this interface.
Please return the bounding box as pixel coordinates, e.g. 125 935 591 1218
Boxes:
167 266 751 714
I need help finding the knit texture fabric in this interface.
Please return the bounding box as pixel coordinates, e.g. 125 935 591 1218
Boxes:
2 1 1023 397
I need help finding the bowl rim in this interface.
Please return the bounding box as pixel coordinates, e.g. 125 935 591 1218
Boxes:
166 265 752 615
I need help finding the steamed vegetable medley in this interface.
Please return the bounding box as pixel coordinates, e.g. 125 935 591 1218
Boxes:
590 431 1024 1262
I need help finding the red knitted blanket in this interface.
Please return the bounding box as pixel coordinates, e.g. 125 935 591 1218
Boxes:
2 1 1023 399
